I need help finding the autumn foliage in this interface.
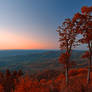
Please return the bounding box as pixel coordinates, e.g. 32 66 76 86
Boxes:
0 6 92 92
57 18 77 85
72 6 92 84
0 68 92 92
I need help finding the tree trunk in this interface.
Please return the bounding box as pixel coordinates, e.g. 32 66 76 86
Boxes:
87 55 91 84
87 62 91 84
87 43 92 84
66 66 69 86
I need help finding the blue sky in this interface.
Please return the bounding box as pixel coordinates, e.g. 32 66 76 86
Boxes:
0 0 92 50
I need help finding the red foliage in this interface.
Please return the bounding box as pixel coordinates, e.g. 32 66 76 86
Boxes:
59 52 70 65
69 69 79 76
57 18 77 69
82 51 90 58
73 6 92 84
81 6 92 14
0 68 91 92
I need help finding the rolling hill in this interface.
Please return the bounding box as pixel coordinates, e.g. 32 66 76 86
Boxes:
0 50 87 73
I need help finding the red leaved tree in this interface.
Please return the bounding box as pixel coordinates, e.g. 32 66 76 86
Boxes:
73 6 92 84
57 18 77 85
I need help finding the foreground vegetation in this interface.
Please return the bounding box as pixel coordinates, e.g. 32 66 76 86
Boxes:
0 68 92 92
57 6 92 85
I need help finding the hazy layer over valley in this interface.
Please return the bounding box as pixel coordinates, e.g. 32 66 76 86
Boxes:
0 50 87 73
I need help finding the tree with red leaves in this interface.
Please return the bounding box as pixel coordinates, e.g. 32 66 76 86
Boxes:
73 6 92 84
57 18 77 85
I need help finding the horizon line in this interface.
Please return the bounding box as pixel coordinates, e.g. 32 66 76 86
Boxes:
0 49 87 51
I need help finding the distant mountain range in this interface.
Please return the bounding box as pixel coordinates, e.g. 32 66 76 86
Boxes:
0 50 88 73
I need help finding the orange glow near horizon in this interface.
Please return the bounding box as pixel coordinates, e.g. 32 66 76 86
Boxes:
0 28 56 50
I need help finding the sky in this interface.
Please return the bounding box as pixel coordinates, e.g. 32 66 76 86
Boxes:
0 0 92 50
